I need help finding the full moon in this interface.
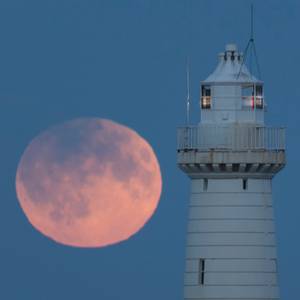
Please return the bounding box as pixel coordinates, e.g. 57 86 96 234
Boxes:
15 118 162 248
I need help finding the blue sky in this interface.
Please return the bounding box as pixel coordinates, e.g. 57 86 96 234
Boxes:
0 0 298 299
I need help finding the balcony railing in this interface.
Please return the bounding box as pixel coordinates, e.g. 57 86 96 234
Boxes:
177 125 285 151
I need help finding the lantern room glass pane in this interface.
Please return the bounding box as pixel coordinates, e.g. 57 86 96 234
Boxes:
242 84 264 110
201 97 211 109
201 85 211 109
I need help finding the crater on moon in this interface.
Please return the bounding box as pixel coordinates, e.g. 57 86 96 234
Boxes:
16 118 162 248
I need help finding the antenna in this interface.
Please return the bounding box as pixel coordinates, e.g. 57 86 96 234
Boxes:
250 3 254 41
185 0 191 125
238 4 261 80
186 57 191 125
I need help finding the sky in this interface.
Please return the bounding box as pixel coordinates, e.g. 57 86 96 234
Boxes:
0 0 298 299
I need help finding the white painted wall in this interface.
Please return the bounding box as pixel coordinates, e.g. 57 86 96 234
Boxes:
184 178 279 300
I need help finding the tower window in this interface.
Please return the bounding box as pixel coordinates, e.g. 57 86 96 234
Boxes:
199 259 205 285
201 85 211 109
203 178 208 191
255 85 264 109
256 85 263 96
255 96 264 109
242 179 248 190
201 97 211 109
242 84 264 110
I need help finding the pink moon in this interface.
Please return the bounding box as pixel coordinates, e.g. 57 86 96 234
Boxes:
15 118 162 248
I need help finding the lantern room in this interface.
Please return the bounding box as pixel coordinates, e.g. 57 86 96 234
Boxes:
200 44 265 125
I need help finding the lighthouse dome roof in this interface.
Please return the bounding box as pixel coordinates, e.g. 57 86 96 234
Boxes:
203 44 262 85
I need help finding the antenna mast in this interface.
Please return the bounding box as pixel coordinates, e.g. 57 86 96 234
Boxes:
251 4 254 41
238 4 261 80
185 0 192 126
186 58 191 125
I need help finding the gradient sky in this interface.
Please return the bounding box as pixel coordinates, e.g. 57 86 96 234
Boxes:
0 0 298 299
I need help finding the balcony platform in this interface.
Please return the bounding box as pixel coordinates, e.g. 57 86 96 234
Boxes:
177 125 286 179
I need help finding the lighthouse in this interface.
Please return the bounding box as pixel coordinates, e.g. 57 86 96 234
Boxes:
177 44 286 300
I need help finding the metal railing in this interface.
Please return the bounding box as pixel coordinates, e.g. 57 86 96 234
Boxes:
177 125 285 151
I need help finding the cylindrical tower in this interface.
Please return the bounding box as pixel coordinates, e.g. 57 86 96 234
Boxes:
177 44 286 300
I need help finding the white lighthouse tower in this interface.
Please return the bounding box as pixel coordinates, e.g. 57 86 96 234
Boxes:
177 44 286 300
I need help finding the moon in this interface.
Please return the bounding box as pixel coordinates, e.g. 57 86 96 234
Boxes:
15 118 162 248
